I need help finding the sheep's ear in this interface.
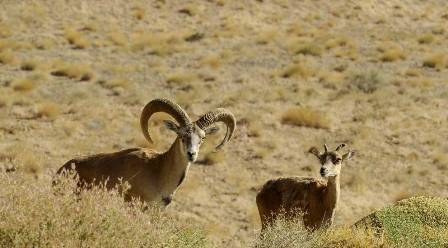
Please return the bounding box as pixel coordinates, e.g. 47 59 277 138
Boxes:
308 147 320 158
163 120 180 133
205 126 219 135
342 151 356 161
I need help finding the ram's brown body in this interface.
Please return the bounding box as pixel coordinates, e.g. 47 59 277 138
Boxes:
256 176 338 230
57 138 188 205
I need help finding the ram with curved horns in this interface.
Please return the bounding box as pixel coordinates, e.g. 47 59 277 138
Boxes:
56 98 236 206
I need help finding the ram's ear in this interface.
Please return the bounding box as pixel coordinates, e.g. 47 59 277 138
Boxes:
205 126 220 135
308 147 320 158
163 120 180 133
342 150 356 161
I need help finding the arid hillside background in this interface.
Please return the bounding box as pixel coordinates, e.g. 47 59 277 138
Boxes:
1 0 447 246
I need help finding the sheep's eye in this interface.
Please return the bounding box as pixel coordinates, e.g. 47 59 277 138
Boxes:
335 158 342 163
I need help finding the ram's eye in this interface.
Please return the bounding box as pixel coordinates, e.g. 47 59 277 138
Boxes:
335 158 342 163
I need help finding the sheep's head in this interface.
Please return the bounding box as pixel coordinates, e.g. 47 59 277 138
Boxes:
163 122 219 162
308 144 355 178
141 99 236 162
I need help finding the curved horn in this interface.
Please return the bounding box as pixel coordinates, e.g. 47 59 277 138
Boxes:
324 144 329 153
336 143 346 151
140 99 191 143
195 108 236 150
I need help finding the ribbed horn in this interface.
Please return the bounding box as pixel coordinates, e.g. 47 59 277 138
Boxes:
324 144 329 153
140 99 191 144
195 108 236 150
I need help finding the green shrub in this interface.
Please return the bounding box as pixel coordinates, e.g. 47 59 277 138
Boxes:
355 196 448 247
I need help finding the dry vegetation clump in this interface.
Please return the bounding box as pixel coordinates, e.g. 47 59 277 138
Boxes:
279 62 316 79
64 27 89 49
281 107 330 129
12 78 35 92
348 71 382 94
108 32 128 46
379 48 406 62
0 172 211 248
166 71 198 84
0 50 17 64
252 213 381 248
417 33 435 44
50 62 94 81
422 53 446 69
20 60 38 71
98 78 130 89
36 101 61 120
131 32 186 56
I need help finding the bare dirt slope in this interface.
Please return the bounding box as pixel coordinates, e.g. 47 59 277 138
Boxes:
1 0 447 246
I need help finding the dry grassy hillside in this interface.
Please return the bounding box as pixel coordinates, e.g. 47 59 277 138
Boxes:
1 0 447 246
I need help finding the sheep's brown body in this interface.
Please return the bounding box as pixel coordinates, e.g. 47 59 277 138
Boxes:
57 138 188 206
256 176 338 230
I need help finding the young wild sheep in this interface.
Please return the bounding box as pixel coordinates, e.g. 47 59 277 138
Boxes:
55 98 236 207
256 144 355 230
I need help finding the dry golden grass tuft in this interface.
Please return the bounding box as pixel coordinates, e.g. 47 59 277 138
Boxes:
12 78 35 92
417 33 435 44
404 68 420 77
0 172 210 248
51 62 94 81
408 77 433 87
36 101 61 120
318 71 345 84
99 78 130 89
132 6 145 20
293 43 322 56
201 54 222 69
20 60 38 71
325 37 350 50
0 50 17 64
380 48 406 62
166 71 198 84
131 32 186 56
281 107 330 129
256 28 278 45
109 31 128 46
253 141 277 159
279 62 316 79
422 53 446 69
33 37 55 50
64 27 89 49
432 153 448 170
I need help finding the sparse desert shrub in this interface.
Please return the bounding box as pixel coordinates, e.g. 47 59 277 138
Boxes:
98 78 129 89
281 107 330 129
20 60 37 71
64 28 89 49
0 50 17 64
405 68 420 77
33 37 55 50
36 101 60 119
294 43 322 56
432 153 448 170
131 32 185 55
51 62 94 81
0 172 211 248
417 33 435 44
408 77 433 87
355 196 448 247
348 71 382 94
166 71 197 84
132 7 145 20
201 54 221 69
12 78 35 92
256 28 278 45
325 37 349 50
380 48 406 62
252 213 381 248
280 62 316 79
422 53 446 69
109 32 128 46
